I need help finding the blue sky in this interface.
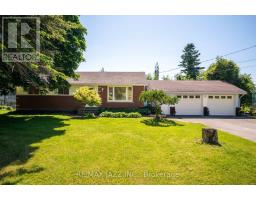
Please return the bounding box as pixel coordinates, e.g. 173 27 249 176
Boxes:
79 16 256 81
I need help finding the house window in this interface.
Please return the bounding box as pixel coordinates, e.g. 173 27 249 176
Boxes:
209 96 213 99
189 95 194 99
195 95 200 99
215 96 219 99
108 87 113 100
227 96 232 99
177 96 181 99
183 95 188 98
221 96 226 99
108 86 133 102
127 87 132 101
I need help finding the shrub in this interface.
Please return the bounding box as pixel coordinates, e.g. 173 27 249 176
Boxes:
99 111 113 117
203 107 209 116
250 106 256 116
73 86 101 108
99 111 141 118
127 112 142 118
241 105 250 114
98 106 151 115
112 112 127 118
84 113 96 119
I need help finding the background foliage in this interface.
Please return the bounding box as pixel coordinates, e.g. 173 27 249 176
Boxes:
0 15 86 95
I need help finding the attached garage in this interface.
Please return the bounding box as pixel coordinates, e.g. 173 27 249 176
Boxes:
207 95 235 116
148 80 247 116
161 95 202 116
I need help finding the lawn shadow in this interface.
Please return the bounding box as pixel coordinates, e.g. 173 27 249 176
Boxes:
195 138 222 147
0 114 68 183
0 165 44 185
141 118 184 127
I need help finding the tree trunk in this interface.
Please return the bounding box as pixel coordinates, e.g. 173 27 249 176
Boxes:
155 114 161 121
155 105 161 121
202 128 219 144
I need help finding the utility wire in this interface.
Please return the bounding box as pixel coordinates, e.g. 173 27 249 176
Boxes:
201 44 256 63
159 44 256 74
240 64 256 69
159 67 181 73
237 58 256 64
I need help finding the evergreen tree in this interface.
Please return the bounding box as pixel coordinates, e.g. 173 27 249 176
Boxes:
178 43 203 80
154 62 159 80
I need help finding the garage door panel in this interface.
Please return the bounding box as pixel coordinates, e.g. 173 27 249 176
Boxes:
161 95 202 115
208 95 235 116
175 97 202 115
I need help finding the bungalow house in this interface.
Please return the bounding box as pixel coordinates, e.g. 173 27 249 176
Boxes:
16 71 246 116
16 72 147 112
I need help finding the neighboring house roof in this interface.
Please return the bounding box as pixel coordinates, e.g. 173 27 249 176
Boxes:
148 80 247 95
68 72 147 85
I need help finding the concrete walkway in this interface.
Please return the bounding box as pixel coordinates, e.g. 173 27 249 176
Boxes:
173 118 256 142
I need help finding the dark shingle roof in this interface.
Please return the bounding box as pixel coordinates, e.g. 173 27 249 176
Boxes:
148 80 246 94
68 72 147 85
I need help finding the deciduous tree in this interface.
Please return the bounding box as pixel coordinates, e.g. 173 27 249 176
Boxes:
0 15 86 95
204 58 256 105
139 90 178 120
73 86 102 106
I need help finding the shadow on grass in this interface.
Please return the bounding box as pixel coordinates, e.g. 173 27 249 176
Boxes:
0 113 68 184
0 165 44 185
141 118 184 127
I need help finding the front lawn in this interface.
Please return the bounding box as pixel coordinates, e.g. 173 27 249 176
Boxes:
0 112 256 184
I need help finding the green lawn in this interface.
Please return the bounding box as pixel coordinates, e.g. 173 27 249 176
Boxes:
0 111 256 184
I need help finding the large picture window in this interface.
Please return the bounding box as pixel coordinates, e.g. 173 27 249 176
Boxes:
108 86 133 102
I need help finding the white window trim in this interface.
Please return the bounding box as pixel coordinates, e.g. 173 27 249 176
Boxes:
107 86 133 102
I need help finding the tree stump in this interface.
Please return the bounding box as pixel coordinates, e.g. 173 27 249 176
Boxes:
202 128 219 144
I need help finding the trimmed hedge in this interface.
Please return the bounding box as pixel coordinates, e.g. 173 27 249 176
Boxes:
127 112 142 118
99 111 142 118
98 106 151 115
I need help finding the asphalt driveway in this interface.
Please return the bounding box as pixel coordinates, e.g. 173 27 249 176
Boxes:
174 117 256 142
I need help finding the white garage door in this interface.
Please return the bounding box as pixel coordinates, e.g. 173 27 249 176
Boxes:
207 95 235 116
161 95 202 115
175 95 202 115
